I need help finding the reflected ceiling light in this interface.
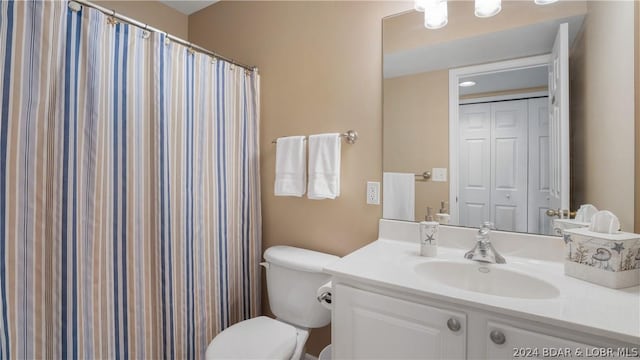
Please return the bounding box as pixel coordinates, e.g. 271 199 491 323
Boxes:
475 0 502 18
534 0 559 4
424 0 448 29
415 0 427 12
459 81 477 87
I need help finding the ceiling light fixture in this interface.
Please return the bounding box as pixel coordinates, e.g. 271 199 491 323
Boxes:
424 0 448 30
417 0 552 29
474 0 502 18
459 81 477 87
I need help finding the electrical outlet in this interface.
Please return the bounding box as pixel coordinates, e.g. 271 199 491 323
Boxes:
432 168 447 182
367 181 380 205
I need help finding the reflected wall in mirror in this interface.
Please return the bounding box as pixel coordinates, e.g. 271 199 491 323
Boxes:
383 1 636 235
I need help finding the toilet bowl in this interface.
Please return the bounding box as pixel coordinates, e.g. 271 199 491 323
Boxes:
206 246 339 360
205 316 309 360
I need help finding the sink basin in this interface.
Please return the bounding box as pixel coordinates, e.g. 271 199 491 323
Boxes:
414 260 560 299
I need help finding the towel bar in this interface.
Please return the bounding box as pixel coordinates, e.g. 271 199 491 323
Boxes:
271 130 358 144
415 171 432 181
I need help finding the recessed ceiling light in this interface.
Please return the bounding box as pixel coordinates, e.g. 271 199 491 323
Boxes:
459 81 477 87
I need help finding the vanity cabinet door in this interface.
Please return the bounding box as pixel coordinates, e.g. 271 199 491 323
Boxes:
333 284 467 359
485 321 597 359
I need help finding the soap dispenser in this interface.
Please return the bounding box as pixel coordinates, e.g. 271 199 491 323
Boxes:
439 201 448 214
425 207 434 221
436 201 450 224
420 209 439 257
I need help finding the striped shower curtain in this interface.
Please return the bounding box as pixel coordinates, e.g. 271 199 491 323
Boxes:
0 1 261 359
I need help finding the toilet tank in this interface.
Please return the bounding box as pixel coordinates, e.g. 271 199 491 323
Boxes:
263 246 339 329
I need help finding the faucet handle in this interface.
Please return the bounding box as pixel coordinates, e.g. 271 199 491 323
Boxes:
478 221 494 236
481 221 495 229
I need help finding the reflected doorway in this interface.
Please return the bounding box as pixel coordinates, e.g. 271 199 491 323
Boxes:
449 53 565 235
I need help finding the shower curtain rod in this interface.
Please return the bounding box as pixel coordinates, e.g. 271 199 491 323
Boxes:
68 0 257 72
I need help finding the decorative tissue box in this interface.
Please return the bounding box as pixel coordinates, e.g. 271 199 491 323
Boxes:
563 228 640 289
553 219 590 235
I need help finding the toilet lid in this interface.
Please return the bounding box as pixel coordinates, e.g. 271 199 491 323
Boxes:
206 316 298 360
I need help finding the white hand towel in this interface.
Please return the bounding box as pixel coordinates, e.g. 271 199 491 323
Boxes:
274 136 306 197
307 133 341 200
382 172 415 221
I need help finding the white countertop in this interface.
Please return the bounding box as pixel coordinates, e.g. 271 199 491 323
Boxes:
324 238 640 344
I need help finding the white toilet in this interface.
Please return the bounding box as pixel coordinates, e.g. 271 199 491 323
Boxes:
206 246 339 360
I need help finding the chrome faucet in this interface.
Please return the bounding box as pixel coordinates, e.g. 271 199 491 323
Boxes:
464 222 506 264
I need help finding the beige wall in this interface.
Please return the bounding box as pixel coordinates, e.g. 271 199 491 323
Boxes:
189 1 412 355
570 1 635 231
384 0 587 54
383 70 449 221
93 0 188 39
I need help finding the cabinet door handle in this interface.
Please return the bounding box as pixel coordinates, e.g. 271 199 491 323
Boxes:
446 318 461 332
490 330 506 345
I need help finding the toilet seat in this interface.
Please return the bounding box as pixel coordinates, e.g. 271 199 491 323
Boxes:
206 316 300 360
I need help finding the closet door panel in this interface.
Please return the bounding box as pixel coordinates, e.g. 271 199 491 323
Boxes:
459 104 491 228
491 100 528 232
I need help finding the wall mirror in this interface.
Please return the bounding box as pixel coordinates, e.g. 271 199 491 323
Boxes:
382 1 636 235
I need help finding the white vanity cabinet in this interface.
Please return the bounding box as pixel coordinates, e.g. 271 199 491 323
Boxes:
332 283 632 360
326 225 639 359
333 284 467 359
484 321 596 359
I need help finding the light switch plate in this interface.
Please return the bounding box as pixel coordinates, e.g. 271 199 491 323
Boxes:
367 181 380 205
432 168 447 182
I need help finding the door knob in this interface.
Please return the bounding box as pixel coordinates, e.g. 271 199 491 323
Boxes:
490 330 506 345
545 209 577 218
447 318 461 332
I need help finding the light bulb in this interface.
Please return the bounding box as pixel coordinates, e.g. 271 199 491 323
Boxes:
475 0 502 17
459 81 477 87
424 0 448 29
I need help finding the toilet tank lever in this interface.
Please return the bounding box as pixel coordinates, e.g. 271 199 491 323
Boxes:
259 262 269 269
317 292 331 304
